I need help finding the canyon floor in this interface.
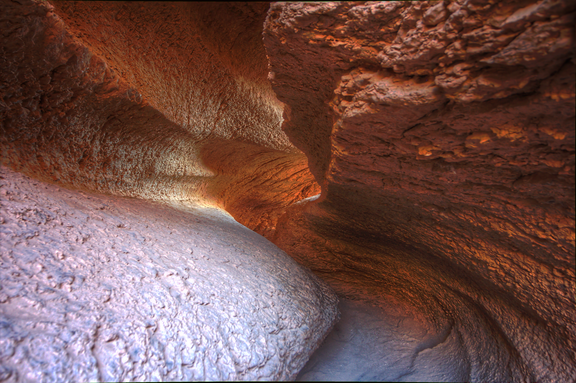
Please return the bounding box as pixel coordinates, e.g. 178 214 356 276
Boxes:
298 297 469 382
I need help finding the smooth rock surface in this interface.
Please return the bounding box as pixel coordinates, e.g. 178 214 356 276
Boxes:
0 166 338 381
297 297 470 382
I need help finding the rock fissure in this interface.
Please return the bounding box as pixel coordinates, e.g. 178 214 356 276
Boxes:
1 0 575 382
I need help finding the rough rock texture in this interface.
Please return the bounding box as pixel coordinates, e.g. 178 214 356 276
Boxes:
0 0 319 217
264 1 575 381
2 0 576 381
0 166 338 381
201 140 321 241
0 0 337 381
48 1 288 150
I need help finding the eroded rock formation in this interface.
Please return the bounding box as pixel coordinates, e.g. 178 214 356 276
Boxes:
0 166 337 381
1 0 333 381
1 0 575 382
264 1 575 381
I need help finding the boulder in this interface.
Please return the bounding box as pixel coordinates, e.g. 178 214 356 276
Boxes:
0 166 338 381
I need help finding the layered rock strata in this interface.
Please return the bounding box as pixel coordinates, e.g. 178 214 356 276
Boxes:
264 1 575 381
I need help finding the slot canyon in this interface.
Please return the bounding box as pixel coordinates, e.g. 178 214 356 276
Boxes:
0 0 574 381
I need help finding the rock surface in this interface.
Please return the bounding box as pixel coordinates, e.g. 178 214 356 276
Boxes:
0 0 321 245
297 298 470 382
1 0 575 381
0 166 338 381
0 1 337 380
0 0 318 213
264 1 575 381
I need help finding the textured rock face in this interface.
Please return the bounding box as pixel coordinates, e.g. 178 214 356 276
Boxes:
0 0 336 381
0 166 337 381
0 0 318 213
264 1 575 381
2 0 575 381
201 140 321 241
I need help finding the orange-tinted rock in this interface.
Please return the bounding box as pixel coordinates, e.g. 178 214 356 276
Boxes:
264 1 575 381
0 0 334 380
2 0 575 381
49 1 290 150
0 0 319 237
201 139 320 240
0 0 306 206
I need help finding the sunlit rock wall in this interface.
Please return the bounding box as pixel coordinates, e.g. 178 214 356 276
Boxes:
264 1 575 381
0 0 319 212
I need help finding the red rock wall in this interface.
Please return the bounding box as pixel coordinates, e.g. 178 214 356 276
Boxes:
49 2 289 150
0 0 317 214
1 0 575 381
264 1 575 381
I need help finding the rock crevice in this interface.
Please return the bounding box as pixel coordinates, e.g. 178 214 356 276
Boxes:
1 0 574 381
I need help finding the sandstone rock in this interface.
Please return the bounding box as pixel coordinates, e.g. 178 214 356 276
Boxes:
0 166 338 381
0 1 338 380
423 2 449 27
264 0 574 183
200 139 320 241
1 0 575 381
264 1 575 381
0 0 298 203
0 0 321 245
296 298 471 382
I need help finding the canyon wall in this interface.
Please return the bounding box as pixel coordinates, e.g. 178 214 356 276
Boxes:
264 1 576 381
1 0 575 381
0 1 335 381
0 0 318 206
263 1 575 381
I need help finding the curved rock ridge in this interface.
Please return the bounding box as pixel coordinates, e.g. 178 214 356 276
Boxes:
264 1 575 381
2 0 206 200
0 165 338 381
49 1 291 151
0 0 319 214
